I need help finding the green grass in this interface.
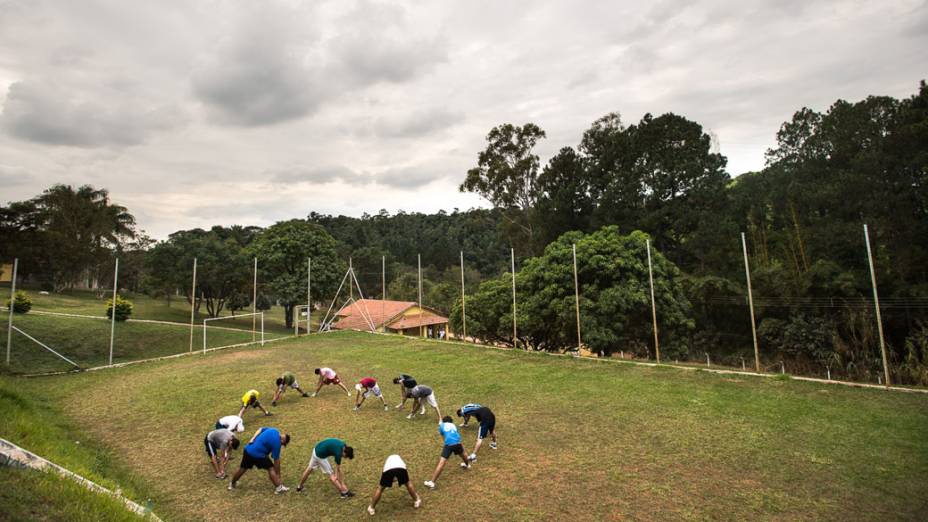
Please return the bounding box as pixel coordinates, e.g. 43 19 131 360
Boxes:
0 467 146 522
2 331 928 520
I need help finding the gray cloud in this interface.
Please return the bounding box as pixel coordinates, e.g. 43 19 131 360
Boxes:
373 107 463 138
1 81 181 147
376 163 449 189
0 164 30 186
191 5 326 126
269 165 372 186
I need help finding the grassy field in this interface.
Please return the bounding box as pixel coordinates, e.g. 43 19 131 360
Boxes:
1 331 927 520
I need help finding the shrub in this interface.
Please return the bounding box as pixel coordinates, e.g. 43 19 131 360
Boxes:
105 295 133 322
5 291 32 314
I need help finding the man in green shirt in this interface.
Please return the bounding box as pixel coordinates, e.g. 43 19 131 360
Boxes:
271 371 309 406
297 437 356 498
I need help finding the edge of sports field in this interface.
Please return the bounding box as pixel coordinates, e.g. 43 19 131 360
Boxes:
18 326 928 395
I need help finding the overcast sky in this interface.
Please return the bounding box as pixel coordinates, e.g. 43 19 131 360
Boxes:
1 0 925 239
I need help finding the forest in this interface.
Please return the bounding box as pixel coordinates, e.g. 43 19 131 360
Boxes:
2 82 926 384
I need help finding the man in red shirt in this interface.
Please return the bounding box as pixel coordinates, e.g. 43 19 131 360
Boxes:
354 377 389 411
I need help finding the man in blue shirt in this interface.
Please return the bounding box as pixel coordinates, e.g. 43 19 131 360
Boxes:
423 416 470 489
227 427 291 494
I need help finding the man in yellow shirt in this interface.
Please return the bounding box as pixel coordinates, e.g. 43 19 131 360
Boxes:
238 389 273 417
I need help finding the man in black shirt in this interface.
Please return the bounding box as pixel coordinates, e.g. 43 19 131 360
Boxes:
456 404 497 461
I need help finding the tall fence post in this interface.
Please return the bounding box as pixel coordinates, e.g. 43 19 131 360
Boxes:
108 258 119 366
460 251 467 342
251 257 257 342
864 224 891 387
741 233 760 372
6 258 18 366
572 244 582 354
511 248 518 349
646 240 660 363
417 254 423 337
189 257 197 352
307 257 311 335
381 255 385 332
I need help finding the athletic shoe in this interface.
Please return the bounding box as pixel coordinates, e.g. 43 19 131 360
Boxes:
347 392 353 397
275 485 290 494
423 480 435 489
216 473 226 480
414 496 422 508
311 393 317 397
353 406 360 411
296 486 304 493
468 453 477 462
406 413 414 419
367 506 376 516
227 481 236 491
301 393 309 397
460 462 469 469
271 401 277 407
418 407 426 415
383 405 389 411
340 490 355 498
264 412 273 417
490 442 498 450
395 404 403 409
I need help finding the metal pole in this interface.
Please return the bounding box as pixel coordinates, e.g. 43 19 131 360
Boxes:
646 240 660 363
349 257 354 301
261 313 265 346
108 258 119 366
382 255 385 332
189 257 197 352
511 248 517 349
572 244 582 353
417 254 423 337
741 233 760 372
460 251 467 342
252 257 257 342
6 258 18 366
202 318 207 355
306 257 313 335
864 224 891 387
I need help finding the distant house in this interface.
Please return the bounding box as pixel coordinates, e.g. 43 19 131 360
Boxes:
333 299 450 339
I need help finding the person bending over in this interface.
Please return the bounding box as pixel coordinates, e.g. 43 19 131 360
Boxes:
238 389 272 418
456 404 498 461
367 454 421 515
215 414 244 433
407 384 441 420
312 367 352 397
423 416 469 489
272 371 310 406
391 374 417 409
227 427 290 494
297 437 356 498
204 428 240 479
354 377 389 411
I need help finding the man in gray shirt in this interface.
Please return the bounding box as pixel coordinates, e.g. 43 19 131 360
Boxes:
407 385 441 420
204 429 241 479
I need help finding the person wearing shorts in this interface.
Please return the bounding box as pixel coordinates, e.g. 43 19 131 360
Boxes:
367 454 421 515
312 367 352 397
272 371 309 406
456 404 498 461
407 385 441 420
423 416 469 489
215 414 245 433
391 374 417 409
354 377 388 411
297 437 355 498
238 389 272 418
204 428 240 479
227 427 291 494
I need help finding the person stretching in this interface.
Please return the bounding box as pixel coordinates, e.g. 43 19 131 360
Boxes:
407 384 441 420
456 404 498 461
215 414 245 433
367 454 421 515
204 428 240 479
297 437 356 498
423 416 469 489
239 389 272 418
391 374 417 409
227 427 290 494
312 367 352 397
354 377 389 411
272 371 310 406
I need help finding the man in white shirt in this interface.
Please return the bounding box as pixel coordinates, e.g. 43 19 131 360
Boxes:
312 367 352 397
367 454 421 515
215 415 245 433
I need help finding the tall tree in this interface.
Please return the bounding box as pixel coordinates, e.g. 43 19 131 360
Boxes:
460 123 547 254
249 220 342 329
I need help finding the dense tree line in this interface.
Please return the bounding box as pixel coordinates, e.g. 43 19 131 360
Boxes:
2 82 926 383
